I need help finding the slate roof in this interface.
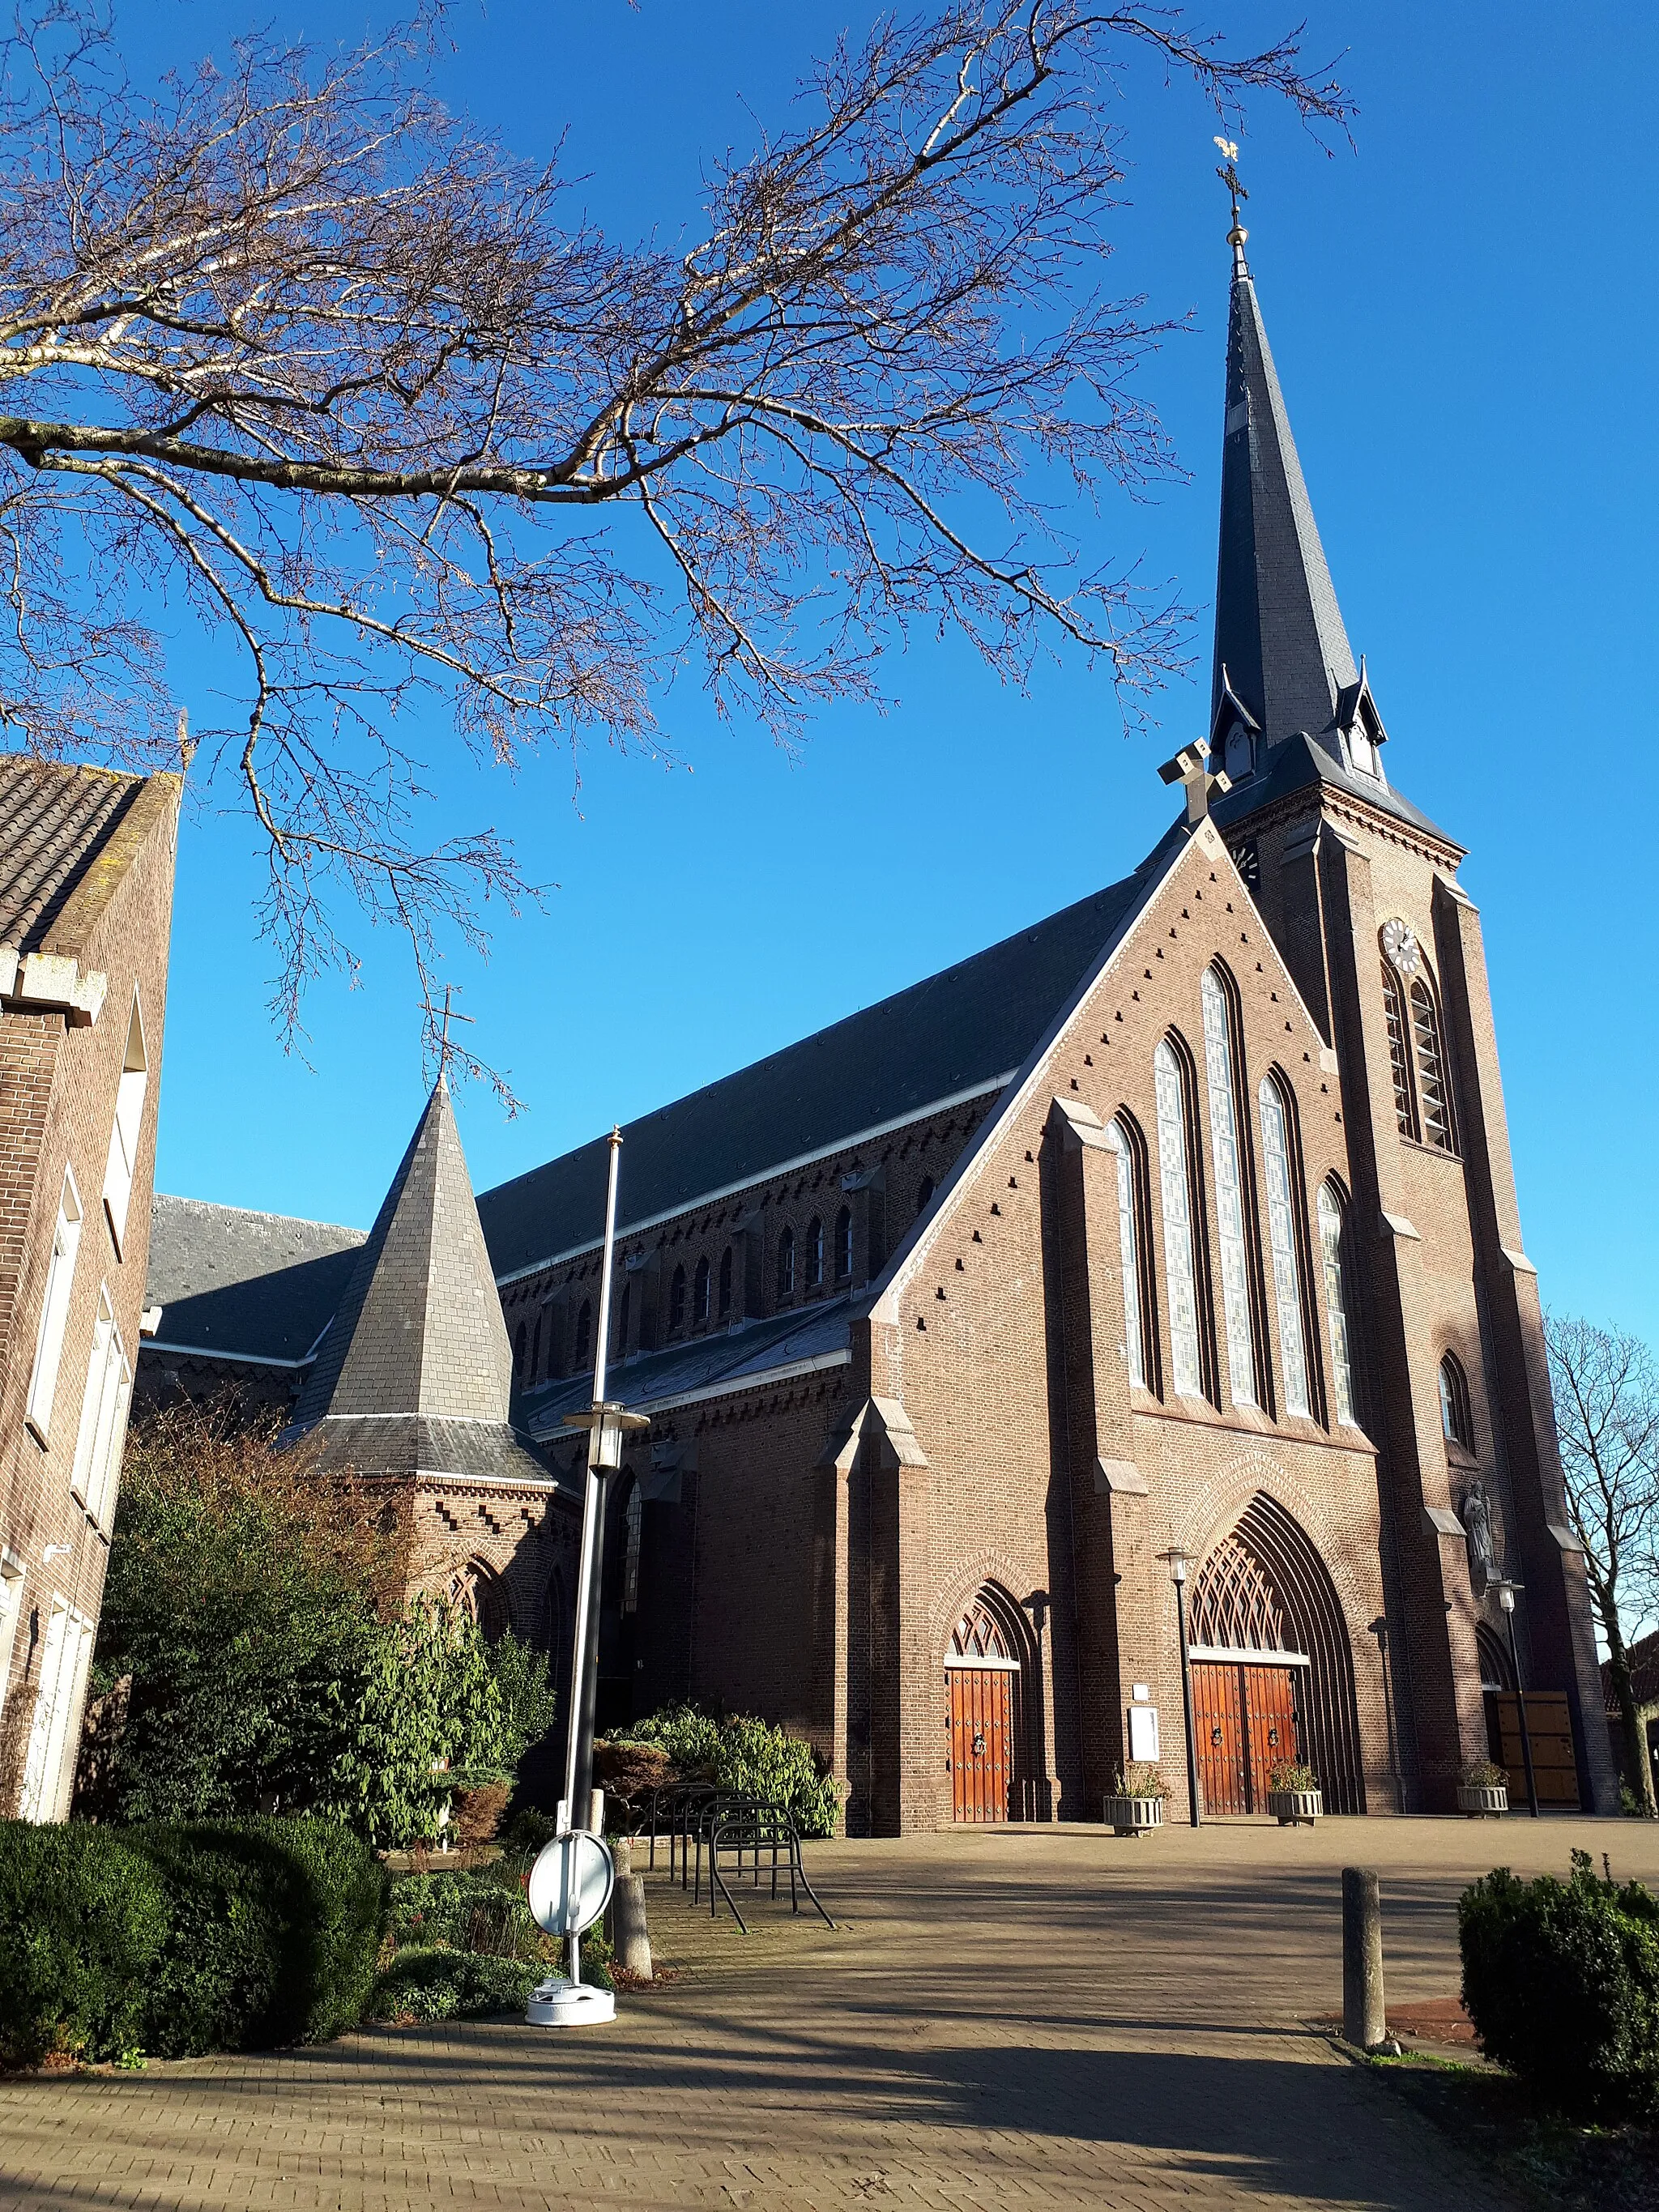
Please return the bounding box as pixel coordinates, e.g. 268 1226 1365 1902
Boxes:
144 1194 365 1364
478 858 1163 1278
292 1079 516 1428
292 1413 570 1493
1209 730 1461 852
1212 251 1358 750
0 757 145 950
524 1298 855 1436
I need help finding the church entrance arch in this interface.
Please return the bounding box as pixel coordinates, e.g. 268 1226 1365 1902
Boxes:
945 1587 1027 1823
1188 1494 1365 1816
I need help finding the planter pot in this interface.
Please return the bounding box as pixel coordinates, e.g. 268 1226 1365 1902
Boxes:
1267 1788 1321 1827
1456 1783 1508 1818
1103 1794 1165 1837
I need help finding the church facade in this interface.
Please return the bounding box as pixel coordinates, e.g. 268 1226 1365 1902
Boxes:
140 235 1614 1826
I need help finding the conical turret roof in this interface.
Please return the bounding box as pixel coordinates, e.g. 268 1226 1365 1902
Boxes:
292 1076 513 1426
1212 246 1358 752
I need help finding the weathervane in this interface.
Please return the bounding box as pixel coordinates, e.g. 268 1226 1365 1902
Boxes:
434 982 474 1083
1213 135 1249 269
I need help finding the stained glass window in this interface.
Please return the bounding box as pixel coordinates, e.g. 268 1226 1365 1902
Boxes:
1317 1182 1356 1426
1259 1077 1311 1417
1201 970 1258 1407
1154 1040 1203 1398
1104 1118 1146 1389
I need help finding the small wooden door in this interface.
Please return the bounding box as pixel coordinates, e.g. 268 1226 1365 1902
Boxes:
947 1667 1014 1822
1192 1660 1302 1814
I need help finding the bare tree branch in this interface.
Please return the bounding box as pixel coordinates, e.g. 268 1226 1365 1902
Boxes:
0 1 1351 1082
1547 1311 1659 1813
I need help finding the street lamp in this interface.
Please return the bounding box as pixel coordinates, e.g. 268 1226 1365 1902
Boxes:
1158 1547 1202 1828
1492 1579 1539 1818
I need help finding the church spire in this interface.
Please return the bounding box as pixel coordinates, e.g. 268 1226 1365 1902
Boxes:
291 1073 514 1428
1211 197 1358 753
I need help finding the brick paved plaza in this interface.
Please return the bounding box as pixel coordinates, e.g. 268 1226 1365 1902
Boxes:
6 1816 1657 2210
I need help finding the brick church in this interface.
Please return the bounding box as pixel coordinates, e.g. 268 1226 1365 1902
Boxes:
141 229 1614 1826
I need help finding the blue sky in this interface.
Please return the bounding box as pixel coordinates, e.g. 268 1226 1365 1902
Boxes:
147 2 1657 1346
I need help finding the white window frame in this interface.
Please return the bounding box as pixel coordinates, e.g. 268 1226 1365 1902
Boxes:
70 1284 132 1530
0 1551 26 1729
26 1168 83 1443
102 989 149 1255
21 1595 95 1822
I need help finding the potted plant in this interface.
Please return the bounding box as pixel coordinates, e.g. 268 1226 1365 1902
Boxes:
1455 1758 1509 1818
1102 1762 1169 1835
1265 1760 1322 1826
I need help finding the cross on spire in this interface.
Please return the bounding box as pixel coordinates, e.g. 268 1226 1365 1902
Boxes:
1213 136 1249 271
435 982 475 1084
1158 739 1232 826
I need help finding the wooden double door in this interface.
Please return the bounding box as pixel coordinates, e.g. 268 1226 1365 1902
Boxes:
947 1665 1015 1822
1192 1660 1303 1815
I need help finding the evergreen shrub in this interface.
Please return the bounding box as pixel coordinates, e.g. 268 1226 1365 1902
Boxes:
0 1822 169 2066
0 1816 386 2065
621 1704 842 1836
1459 1850 1659 2117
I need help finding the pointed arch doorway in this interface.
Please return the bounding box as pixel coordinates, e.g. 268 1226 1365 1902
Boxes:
945 1589 1026 1822
1187 1494 1366 1816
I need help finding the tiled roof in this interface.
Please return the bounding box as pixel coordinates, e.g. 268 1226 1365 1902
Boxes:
0 757 143 951
524 1298 855 1434
299 1412 570 1495
478 858 1162 1279
1210 731 1459 850
1605 1629 1659 1715
144 1194 365 1364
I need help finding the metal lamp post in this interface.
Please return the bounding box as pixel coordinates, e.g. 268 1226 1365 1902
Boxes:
1159 1548 1202 1828
1493 1579 1539 1818
558 1129 648 1978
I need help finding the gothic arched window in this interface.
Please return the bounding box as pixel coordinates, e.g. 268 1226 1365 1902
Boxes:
1201 968 1258 1407
806 1216 825 1289
514 1320 527 1375
777 1225 795 1299
621 1481 644 1615
1380 961 1418 1140
574 1299 592 1371
1316 1180 1357 1427
835 1206 853 1281
667 1264 686 1333
693 1254 710 1323
1259 1074 1312 1418
1439 1353 1473 1450
1410 978 1456 1152
1103 1115 1148 1390
916 1175 935 1218
1154 1037 1205 1399
719 1244 734 1317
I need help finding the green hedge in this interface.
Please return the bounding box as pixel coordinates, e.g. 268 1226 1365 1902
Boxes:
0 1816 387 2065
0 1824 170 2066
1460 1850 1659 2118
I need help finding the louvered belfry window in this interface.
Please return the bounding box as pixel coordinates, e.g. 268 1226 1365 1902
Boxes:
1381 962 1418 1140
1411 979 1456 1152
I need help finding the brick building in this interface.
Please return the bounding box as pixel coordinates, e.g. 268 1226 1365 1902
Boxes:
141 232 1614 1825
0 760 180 1820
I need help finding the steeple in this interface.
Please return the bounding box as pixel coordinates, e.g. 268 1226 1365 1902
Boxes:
1211 228 1358 755
292 1075 514 1428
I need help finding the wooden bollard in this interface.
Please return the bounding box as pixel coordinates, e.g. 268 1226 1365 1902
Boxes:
1341 1866 1387 2050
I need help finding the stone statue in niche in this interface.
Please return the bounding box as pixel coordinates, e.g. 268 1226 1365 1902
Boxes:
1461 1478 1497 1589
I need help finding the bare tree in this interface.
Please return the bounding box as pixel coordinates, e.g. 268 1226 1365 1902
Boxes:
1547 1313 1659 1813
0 2 1347 1080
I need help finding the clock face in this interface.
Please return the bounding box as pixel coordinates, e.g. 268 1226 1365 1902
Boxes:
1380 918 1421 976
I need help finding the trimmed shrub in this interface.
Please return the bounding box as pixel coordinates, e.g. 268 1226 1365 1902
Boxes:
0 1816 386 2065
0 1822 169 2066
1460 1850 1659 2117
134 1817 388 2056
